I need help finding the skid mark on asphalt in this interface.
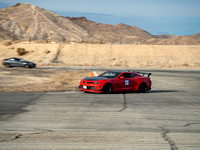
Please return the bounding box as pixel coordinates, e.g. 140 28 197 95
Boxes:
160 127 178 150
0 134 22 143
118 93 127 112
184 123 200 127
0 129 55 143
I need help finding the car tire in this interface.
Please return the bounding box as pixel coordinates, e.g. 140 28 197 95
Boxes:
5 63 11 68
24 64 30 68
102 84 112 94
138 83 148 93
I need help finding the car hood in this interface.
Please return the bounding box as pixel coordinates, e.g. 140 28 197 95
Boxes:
84 77 108 81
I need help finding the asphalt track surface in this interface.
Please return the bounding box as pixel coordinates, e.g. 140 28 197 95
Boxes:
0 69 200 150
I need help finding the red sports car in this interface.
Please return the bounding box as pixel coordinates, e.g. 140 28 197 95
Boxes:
80 70 152 93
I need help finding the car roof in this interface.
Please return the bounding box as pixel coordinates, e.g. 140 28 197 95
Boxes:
106 70 141 76
9 57 22 59
107 70 136 73
105 70 151 77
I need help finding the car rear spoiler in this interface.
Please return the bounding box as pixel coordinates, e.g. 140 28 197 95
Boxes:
128 71 152 77
136 72 152 77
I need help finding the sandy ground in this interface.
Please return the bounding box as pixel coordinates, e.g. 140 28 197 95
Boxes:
0 42 200 68
0 67 88 92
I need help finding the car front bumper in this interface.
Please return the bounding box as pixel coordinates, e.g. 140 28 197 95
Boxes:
79 84 103 93
29 64 36 68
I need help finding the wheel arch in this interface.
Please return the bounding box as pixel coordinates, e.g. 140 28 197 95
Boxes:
102 82 113 94
4 63 11 68
137 82 148 93
24 64 30 68
102 82 113 89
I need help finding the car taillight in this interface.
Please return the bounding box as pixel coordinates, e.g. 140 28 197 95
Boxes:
2 60 5 62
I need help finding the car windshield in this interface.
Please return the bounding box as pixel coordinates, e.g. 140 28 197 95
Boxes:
19 58 26 61
10 58 26 61
98 71 121 79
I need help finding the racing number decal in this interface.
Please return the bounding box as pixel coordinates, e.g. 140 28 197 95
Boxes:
125 80 129 86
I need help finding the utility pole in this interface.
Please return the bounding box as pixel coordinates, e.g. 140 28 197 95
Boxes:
12 29 15 42
29 36 31 43
100 37 103 44
81 37 84 43
120 36 122 44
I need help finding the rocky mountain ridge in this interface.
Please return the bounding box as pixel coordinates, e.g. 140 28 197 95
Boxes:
0 3 90 42
66 17 155 44
0 3 200 45
67 16 200 45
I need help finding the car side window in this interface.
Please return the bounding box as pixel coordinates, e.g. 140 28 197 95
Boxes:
119 73 132 78
15 58 20 61
131 73 137 78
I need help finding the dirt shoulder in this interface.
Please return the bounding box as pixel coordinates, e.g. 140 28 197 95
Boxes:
0 67 88 92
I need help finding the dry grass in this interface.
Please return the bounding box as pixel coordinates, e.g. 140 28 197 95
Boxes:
0 67 89 92
2 40 12 46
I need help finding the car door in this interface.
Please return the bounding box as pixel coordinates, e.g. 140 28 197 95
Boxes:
112 77 125 92
9 58 18 67
123 73 134 91
114 73 133 92
14 58 23 66
129 73 138 91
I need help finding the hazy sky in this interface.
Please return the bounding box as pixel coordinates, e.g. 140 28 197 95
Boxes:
1 0 200 35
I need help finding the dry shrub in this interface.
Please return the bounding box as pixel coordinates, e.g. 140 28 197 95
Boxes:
17 48 28 55
3 41 12 46
44 49 51 54
80 41 106 44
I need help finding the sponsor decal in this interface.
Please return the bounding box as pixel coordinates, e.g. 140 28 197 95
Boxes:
125 80 129 86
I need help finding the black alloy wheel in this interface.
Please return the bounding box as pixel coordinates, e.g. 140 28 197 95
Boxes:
24 64 30 68
5 63 11 68
102 84 112 94
138 83 148 93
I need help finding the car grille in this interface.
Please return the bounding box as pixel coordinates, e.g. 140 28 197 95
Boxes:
82 81 94 84
81 85 95 90
87 86 95 90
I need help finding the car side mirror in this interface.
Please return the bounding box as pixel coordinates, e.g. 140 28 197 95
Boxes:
119 76 124 79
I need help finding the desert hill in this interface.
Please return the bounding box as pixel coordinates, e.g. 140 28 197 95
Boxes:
66 17 154 44
190 33 200 39
0 26 17 40
67 17 200 45
0 3 90 42
0 3 200 45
